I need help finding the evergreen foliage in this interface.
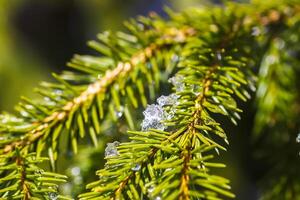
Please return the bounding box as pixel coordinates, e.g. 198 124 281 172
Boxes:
0 1 300 199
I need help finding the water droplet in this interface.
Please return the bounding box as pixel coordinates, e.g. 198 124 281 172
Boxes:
251 26 261 36
44 97 56 106
105 141 120 157
25 105 34 110
48 192 58 200
20 111 29 117
165 168 172 172
131 164 141 171
116 106 124 118
147 185 155 193
171 54 179 63
216 52 222 61
137 23 145 30
296 133 300 143
71 166 81 176
146 63 152 69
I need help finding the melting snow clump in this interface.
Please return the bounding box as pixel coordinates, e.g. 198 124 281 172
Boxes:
141 104 166 131
157 94 179 106
105 141 120 157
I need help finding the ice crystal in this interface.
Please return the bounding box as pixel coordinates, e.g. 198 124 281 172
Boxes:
115 106 124 118
141 93 181 130
157 94 179 106
143 104 164 119
48 192 58 200
147 185 155 193
141 104 166 131
71 166 81 176
105 141 120 157
141 118 166 131
131 164 141 171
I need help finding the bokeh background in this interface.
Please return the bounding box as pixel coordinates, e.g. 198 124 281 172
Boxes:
1 0 296 199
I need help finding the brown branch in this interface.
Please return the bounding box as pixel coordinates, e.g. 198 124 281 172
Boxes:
180 147 192 200
179 62 217 200
16 154 30 199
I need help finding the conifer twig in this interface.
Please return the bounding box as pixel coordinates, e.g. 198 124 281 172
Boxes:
2 27 196 154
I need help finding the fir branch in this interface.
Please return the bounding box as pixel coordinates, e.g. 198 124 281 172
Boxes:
0 23 195 159
0 1 299 199
0 15 195 198
79 6 260 200
3 43 157 153
0 150 69 199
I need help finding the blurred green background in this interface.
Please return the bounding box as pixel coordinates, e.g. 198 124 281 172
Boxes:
1 1 296 199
